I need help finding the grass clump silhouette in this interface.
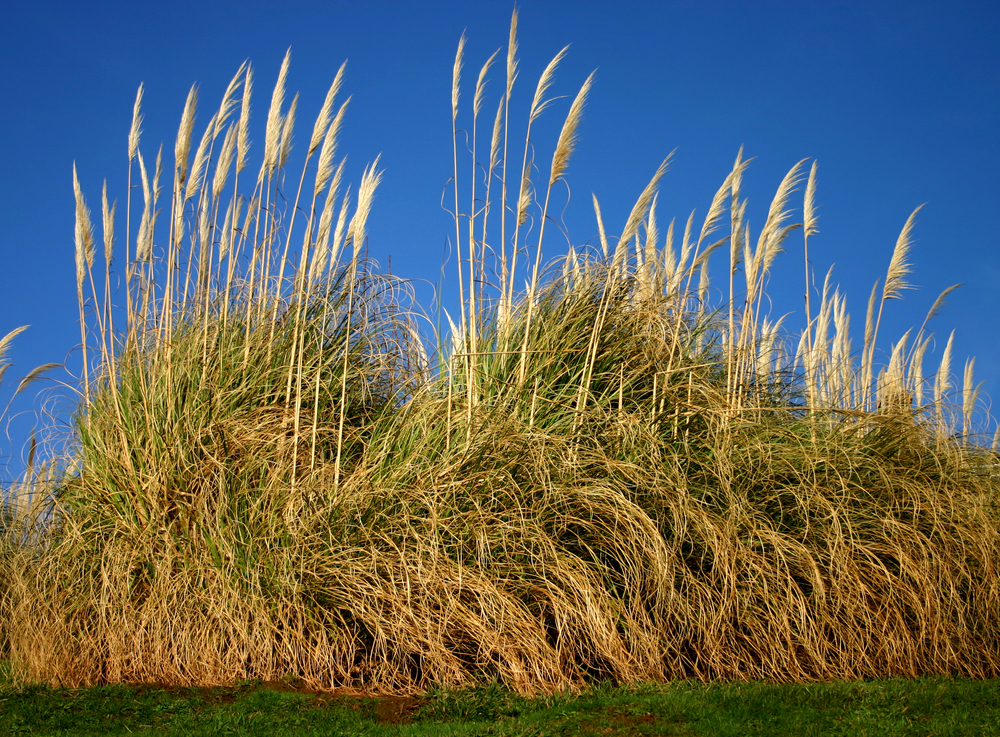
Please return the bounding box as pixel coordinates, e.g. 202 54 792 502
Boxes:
2 12 1000 694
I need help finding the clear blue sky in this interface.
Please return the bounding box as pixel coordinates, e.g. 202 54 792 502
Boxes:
1 0 998 478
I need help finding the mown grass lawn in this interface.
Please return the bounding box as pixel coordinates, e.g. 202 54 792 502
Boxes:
3 663 999 736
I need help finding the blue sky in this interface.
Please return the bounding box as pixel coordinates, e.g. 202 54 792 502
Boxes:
1 0 998 478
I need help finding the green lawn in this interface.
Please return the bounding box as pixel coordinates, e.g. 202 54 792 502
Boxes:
2 665 998 736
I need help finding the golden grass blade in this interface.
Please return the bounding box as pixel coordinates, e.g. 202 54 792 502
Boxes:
730 146 745 204
832 295 854 407
681 210 697 276
482 95 506 323
134 149 161 263
529 46 569 124
452 32 466 123
125 86 142 331
25 431 36 472
516 159 533 226
730 189 746 275
278 92 299 168
73 163 95 284
309 61 346 155
754 159 807 278
0 326 28 367
318 159 347 249
179 109 220 309
262 48 291 180
450 32 466 349
883 205 923 301
212 124 238 199
549 71 594 186
443 309 463 365
184 110 218 202
812 272 835 374
136 151 151 202
214 62 248 138
935 329 955 416
662 217 677 286
908 283 962 368
645 194 659 274
693 236 726 273
480 96 505 272
468 49 498 397
910 334 931 407
615 156 671 269
174 85 198 185
697 249 711 311
740 217 753 286
886 329 911 391
236 65 253 173
278 66 344 311
861 280 879 400
488 96 504 175
803 161 819 238
923 283 962 327
218 198 234 263
474 50 499 120
794 327 810 375
314 99 349 197
311 160 346 284
755 316 786 384
802 160 818 360
347 157 382 259
864 204 926 408
128 83 144 162
592 194 609 260
13 363 60 398
507 7 519 95
697 163 742 251
497 9 520 321
152 143 164 202
197 199 211 281
135 153 152 263
101 180 117 368
329 183 352 271
963 356 979 434
727 191 746 384
101 181 115 269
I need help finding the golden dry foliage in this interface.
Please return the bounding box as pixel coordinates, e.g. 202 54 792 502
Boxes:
3 14 1000 695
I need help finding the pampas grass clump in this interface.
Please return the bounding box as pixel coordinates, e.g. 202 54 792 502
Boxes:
2 12 999 694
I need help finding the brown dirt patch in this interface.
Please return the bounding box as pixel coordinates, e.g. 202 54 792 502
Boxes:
371 694 424 724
